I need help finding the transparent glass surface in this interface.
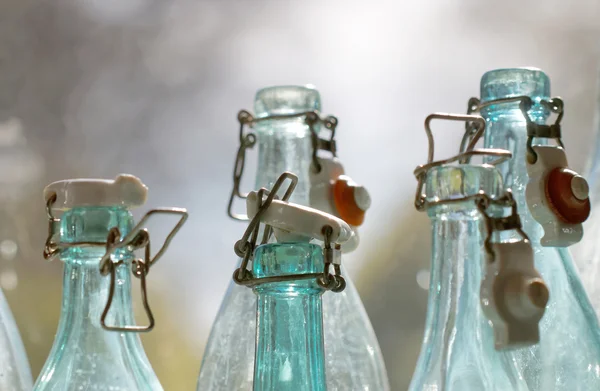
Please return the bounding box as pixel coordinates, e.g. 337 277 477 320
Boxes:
409 165 529 391
197 86 389 390
573 82 600 315
0 118 41 391
0 287 32 391
481 68 600 389
33 207 162 391
253 242 326 391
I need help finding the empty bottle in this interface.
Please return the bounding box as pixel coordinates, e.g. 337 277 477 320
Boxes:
197 85 388 390
34 174 187 390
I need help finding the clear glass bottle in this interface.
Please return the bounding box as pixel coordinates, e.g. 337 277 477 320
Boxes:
34 176 164 390
572 80 600 314
0 286 32 390
253 242 327 391
197 86 388 390
409 163 530 391
480 67 600 389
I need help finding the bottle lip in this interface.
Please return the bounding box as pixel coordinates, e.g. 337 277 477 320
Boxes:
254 85 321 118
424 164 505 205
480 67 550 103
253 242 324 279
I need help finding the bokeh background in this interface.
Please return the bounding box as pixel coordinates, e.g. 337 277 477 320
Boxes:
1 0 600 389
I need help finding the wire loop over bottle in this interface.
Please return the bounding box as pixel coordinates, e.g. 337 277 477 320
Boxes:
414 111 548 348
233 171 347 292
227 109 338 221
464 95 565 164
413 112 512 211
43 195 188 332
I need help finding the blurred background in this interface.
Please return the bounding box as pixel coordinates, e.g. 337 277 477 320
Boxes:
1 0 600 389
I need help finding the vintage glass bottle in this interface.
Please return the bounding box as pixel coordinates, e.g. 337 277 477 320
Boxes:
0 287 32 390
197 86 388 390
34 177 163 390
481 67 600 389
572 84 600 315
253 242 327 391
409 164 530 391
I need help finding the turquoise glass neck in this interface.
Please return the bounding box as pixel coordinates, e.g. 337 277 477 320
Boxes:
480 68 600 389
252 242 326 391
253 86 320 206
34 206 162 391
481 68 550 223
410 165 528 391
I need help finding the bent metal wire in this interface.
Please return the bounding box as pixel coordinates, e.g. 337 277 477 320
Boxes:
414 112 529 262
413 112 512 211
463 95 565 163
232 171 346 293
227 109 338 221
43 193 188 333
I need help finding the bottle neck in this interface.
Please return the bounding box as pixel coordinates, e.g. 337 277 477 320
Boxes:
482 109 549 243
57 256 136 341
254 119 312 206
411 204 518 389
59 206 137 331
426 205 488 346
37 207 159 388
252 243 326 391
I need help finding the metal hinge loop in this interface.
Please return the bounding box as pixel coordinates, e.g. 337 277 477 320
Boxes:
43 195 187 333
227 109 338 220
233 172 345 292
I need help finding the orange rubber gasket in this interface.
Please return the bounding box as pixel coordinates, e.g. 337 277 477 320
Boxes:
332 176 366 226
544 167 590 225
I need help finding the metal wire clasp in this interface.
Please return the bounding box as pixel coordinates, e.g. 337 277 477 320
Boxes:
475 191 530 260
232 171 346 292
99 208 187 332
43 192 61 260
42 196 188 333
227 109 338 221
413 113 512 211
464 96 565 164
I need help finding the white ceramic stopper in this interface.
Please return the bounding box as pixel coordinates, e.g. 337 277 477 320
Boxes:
44 174 148 210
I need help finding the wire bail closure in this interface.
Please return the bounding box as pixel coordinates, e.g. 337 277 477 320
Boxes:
413 113 512 211
227 109 338 221
232 171 346 292
43 195 188 333
464 95 565 164
416 112 548 348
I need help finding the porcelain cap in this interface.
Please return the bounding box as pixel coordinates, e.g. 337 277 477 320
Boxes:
44 174 148 210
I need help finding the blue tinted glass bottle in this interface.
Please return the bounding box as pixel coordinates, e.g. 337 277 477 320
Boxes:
481 68 600 389
197 86 388 390
34 177 163 390
0 286 32 390
253 242 326 391
409 163 530 391
572 82 600 314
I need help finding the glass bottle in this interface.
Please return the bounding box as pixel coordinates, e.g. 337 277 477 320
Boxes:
480 67 600 389
253 242 327 391
0 286 32 390
197 85 388 390
34 175 175 391
409 162 531 391
235 170 351 391
572 79 600 314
